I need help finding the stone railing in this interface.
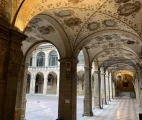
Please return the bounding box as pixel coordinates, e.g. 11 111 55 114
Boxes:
28 65 94 72
28 66 59 71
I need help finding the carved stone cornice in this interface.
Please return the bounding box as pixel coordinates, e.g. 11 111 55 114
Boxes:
0 24 27 42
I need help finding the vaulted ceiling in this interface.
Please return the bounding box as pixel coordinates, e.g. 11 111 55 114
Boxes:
5 0 142 77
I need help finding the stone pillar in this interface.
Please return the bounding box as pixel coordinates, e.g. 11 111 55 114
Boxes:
83 67 93 116
32 51 35 67
105 75 109 101
29 74 35 94
111 79 114 99
94 70 101 108
0 25 27 120
57 58 78 120
108 75 111 101
103 74 107 104
56 72 60 96
15 62 29 120
45 51 48 66
43 77 47 95
100 68 106 104
109 75 112 100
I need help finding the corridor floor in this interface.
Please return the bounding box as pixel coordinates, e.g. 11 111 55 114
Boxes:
26 95 139 120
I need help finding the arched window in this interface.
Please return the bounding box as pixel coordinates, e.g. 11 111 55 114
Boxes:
78 51 84 65
49 50 58 66
36 52 45 67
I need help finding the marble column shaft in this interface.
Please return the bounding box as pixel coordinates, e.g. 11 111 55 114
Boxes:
43 77 47 95
83 67 93 116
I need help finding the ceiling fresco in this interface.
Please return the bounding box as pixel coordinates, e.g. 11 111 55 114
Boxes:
113 70 134 78
15 0 142 38
9 0 142 77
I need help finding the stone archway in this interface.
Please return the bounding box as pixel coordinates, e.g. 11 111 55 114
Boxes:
47 72 57 94
35 72 44 94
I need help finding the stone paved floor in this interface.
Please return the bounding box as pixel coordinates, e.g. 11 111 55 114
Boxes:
26 95 139 120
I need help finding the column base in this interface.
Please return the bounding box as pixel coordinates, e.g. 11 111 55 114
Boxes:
139 113 142 120
82 112 93 117
21 118 26 120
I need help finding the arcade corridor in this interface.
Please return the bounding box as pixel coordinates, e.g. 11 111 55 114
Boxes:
26 95 138 120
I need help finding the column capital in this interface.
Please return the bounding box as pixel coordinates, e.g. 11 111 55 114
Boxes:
0 24 27 42
94 70 100 74
58 58 78 64
84 66 92 70
101 73 105 75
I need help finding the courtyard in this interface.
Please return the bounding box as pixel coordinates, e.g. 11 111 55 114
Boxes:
25 95 138 120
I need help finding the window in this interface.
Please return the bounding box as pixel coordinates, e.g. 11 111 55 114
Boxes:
36 52 45 67
49 50 58 66
78 51 84 65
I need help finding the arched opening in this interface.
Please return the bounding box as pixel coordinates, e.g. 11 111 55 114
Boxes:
115 72 135 98
24 43 60 120
35 72 44 94
47 72 57 94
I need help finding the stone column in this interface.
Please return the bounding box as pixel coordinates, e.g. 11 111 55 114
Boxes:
43 77 47 95
105 75 109 101
0 25 27 120
100 68 106 104
94 70 101 108
56 72 60 96
83 67 93 116
98 69 102 109
15 62 29 120
29 74 35 94
109 75 112 100
32 51 35 67
103 74 107 104
111 79 114 99
45 51 48 66
57 58 78 120
108 75 111 101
